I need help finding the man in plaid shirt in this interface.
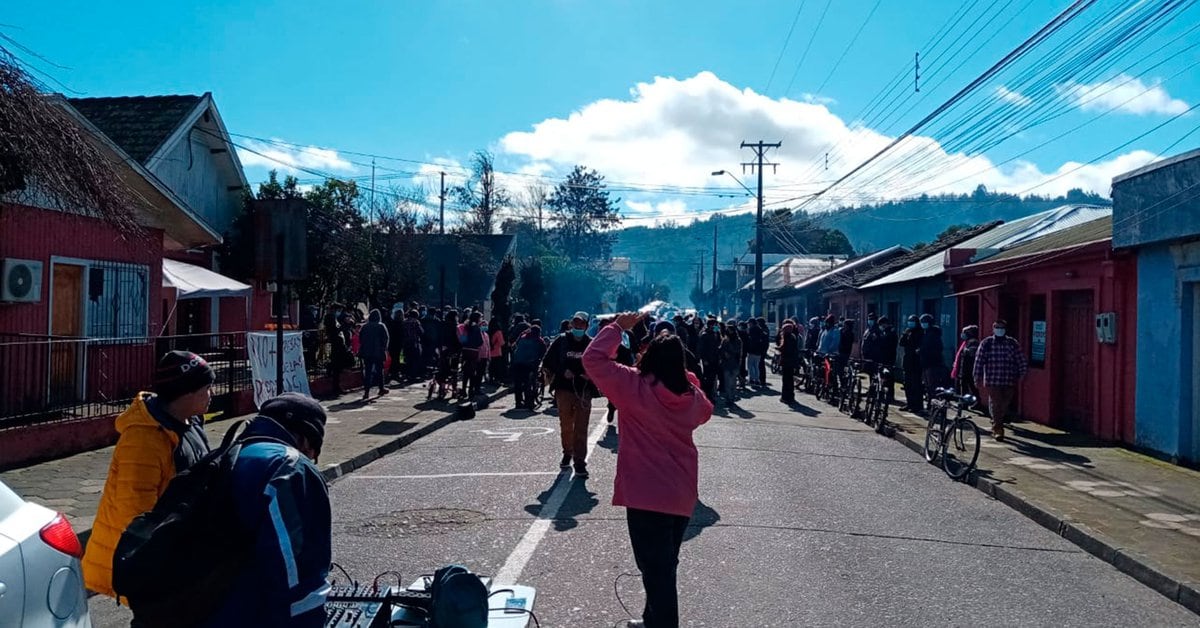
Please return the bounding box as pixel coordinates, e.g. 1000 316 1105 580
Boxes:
973 319 1027 441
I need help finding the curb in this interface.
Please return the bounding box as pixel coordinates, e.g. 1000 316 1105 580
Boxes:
320 387 509 484
888 414 1200 616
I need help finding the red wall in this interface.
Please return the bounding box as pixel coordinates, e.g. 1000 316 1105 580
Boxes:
950 242 1137 443
0 203 164 336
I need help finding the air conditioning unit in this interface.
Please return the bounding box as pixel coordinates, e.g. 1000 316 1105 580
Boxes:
1 258 44 303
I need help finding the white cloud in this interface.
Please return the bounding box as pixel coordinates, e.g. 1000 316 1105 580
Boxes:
496 71 1160 219
995 86 1032 107
800 93 837 106
235 139 357 176
1056 74 1190 115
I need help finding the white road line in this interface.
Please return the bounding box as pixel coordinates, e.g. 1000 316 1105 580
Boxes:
349 472 561 480
494 409 609 585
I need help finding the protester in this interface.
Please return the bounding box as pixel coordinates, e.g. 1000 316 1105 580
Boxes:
358 309 390 400
735 320 750 389
606 324 636 422
863 315 899 404
719 325 743 406
385 306 405 384
898 314 925 415
488 316 506 384
83 351 214 598
918 313 947 395
542 312 598 477
460 311 488 398
861 313 887 369
952 324 981 404
837 318 855 381
582 312 712 628
973 319 1027 441
747 318 769 388
698 317 721 402
804 316 821 354
323 303 353 395
511 325 547 409
421 306 441 374
779 320 800 404
403 310 424 382
199 393 331 627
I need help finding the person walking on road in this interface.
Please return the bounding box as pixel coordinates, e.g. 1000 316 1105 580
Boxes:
898 315 925 415
83 351 214 599
973 319 1027 441
778 320 800 404
582 312 713 628
719 325 743 406
542 312 599 477
358 309 390 400
952 324 981 403
511 325 547 410
747 318 769 388
697 317 721 402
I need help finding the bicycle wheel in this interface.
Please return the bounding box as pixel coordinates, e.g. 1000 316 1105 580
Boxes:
850 377 864 419
923 407 946 464
942 418 981 480
873 391 890 432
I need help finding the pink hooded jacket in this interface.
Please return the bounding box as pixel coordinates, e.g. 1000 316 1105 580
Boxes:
583 323 713 518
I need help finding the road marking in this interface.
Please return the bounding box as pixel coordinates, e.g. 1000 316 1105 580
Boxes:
349 472 561 480
494 409 608 585
472 427 556 442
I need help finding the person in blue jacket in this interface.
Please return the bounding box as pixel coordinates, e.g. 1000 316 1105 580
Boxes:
202 393 331 628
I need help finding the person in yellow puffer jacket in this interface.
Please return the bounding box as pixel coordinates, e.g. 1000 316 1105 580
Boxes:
82 351 214 598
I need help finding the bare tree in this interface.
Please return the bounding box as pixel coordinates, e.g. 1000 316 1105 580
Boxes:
451 150 510 234
0 41 138 231
517 182 550 232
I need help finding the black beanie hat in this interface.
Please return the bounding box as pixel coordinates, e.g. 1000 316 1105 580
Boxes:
259 392 327 453
153 351 216 402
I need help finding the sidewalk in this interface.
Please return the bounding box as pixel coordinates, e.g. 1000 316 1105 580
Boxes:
0 382 508 546
885 406 1200 614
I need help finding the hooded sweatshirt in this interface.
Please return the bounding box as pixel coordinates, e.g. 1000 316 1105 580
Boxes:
83 393 209 597
583 324 713 517
357 309 390 362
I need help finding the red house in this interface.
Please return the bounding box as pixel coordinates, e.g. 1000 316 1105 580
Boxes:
947 214 1137 443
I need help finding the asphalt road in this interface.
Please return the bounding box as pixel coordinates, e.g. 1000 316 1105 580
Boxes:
90 385 1200 627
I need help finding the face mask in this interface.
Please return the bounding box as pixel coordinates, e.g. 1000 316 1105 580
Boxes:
906 321 916 329
921 322 930 329
620 334 631 349
571 329 586 338
994 328 1006 337
481 324 488 331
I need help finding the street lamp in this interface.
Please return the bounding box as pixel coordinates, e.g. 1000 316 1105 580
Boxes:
712 169 762 318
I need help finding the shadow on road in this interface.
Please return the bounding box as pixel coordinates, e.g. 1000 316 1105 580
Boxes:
525 476 599 531
598 424 619 453
685 499 720 542
501 408 538 420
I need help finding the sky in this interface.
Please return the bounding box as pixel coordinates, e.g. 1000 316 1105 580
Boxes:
5 0 1199 226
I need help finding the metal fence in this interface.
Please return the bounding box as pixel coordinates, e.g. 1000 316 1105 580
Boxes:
0 332 249 429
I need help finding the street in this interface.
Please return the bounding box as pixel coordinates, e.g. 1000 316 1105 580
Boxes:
325 387 1197 626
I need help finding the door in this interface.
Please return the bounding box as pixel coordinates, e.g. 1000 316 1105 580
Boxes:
50 263 84 404
1056 290 1095 432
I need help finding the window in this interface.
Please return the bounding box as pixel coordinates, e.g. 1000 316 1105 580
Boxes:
1029 294 1047 368
86 262 149 339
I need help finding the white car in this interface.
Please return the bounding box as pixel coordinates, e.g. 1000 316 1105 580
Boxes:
0 480 91 627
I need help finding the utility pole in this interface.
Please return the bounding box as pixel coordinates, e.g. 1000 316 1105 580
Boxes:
439 171 446 234
699 251 705 291
711 222 718 293
741 140 781 318
370 158 376 215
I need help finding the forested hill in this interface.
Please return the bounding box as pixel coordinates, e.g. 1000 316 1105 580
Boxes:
611 187 1110 306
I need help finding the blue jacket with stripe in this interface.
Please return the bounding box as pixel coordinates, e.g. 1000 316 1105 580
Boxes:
201 417 331 627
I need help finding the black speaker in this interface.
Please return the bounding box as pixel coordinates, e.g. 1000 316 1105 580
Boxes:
253 199 309 282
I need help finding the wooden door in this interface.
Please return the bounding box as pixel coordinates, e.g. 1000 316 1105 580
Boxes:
1056 290 1095 431
50 263 84 404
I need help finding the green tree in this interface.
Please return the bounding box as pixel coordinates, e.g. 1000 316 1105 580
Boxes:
296 178 370 307
490 256 516 324
517 257 546 320
452 150 510 235
547 165 622 265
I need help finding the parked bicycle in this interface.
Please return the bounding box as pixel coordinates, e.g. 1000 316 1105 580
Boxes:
923 387 982 480
839 359 865 417
860 361 895 435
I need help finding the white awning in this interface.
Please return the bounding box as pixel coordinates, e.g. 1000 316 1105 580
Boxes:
163 259 252 300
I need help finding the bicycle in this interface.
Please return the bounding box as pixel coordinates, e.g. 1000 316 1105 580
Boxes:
860 362 894 434
922 387 982 480
839 359 865 418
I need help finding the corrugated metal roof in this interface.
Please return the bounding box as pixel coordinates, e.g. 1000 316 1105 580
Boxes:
740 256 841 291
859 205 1111 289
787 245 908 291
975 215 1113 263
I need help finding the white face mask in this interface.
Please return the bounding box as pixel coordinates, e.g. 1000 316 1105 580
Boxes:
994 328 1007 337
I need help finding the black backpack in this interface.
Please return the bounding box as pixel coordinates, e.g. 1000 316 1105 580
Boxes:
112 421 253 628
429 564 488 628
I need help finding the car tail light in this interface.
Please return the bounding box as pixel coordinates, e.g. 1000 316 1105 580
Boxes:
40 514 83 558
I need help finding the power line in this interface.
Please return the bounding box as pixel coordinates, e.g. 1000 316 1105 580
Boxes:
764 0 808 94
782 0 833 97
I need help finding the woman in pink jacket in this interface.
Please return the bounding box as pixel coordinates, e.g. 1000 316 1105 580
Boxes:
583 312 713 628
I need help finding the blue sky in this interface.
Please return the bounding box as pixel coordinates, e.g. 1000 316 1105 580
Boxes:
5 0 1199 224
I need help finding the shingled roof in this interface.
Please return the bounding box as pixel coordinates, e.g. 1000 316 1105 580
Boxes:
850 221 1002 288
67 95 203 163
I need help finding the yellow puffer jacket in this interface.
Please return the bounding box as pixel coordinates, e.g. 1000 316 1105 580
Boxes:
82 393 181 598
